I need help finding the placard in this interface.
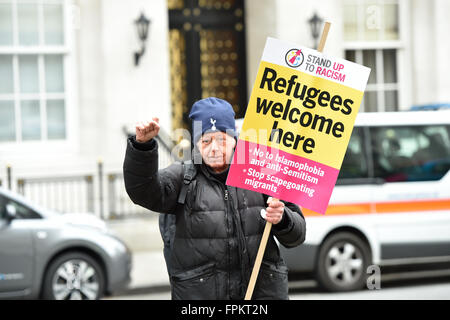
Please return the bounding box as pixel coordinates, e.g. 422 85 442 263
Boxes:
226 37 371 214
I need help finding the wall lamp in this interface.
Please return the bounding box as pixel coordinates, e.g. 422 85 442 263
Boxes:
134 12 151 66
308 12 324 50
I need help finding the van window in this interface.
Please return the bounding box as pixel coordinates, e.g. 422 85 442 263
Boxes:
337 127 369 180
370 125 450 182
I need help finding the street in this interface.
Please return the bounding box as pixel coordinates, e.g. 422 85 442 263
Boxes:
105 273 450 300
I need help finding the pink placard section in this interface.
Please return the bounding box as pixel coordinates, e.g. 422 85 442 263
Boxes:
226 139 340 214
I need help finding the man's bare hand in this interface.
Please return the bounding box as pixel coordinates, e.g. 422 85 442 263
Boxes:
261 197 285 224
135 117 160 143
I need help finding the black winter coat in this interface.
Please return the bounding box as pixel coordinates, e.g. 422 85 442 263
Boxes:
123 136 306 300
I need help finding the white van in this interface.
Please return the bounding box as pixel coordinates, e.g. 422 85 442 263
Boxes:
274 110 450 291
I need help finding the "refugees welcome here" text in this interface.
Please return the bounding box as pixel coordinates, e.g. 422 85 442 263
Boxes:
255 67 355 154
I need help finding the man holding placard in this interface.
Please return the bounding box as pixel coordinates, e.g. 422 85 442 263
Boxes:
124 22 370 299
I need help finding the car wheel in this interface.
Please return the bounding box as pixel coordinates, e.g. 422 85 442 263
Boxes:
42 251 105 300
316 232 371 292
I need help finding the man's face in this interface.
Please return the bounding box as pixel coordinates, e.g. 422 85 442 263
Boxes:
196 131 236 173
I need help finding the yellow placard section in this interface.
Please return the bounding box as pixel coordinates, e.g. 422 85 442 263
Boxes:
240 61 364 169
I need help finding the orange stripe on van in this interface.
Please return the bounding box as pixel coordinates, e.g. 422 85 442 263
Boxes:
302 199 450 217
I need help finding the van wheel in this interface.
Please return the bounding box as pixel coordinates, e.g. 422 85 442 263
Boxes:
42 252 105 300
316 232 371 292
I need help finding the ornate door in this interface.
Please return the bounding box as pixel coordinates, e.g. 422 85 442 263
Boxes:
168 0 248 132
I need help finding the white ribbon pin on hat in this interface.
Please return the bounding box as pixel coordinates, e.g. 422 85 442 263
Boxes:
210 118 217 131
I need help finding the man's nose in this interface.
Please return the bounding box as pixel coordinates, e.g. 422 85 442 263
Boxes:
209 139 220 153
210 139 220 152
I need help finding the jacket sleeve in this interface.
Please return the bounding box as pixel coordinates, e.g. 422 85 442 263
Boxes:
123 136 183 214
272 201 306 248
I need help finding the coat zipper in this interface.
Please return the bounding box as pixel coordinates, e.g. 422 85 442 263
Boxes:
223 187 231 298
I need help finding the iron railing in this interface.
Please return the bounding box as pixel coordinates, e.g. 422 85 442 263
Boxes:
17 175 95 214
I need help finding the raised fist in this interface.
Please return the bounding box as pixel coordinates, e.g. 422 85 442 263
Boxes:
135 117 160 143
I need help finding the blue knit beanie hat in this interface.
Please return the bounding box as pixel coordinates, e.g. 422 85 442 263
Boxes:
189 97 236 143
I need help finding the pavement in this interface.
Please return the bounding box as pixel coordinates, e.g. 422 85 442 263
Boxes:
106 216 171 293
127 250 171 292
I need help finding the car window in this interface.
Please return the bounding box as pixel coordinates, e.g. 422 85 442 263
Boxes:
0 194 6 220
337 127 369 181
3 197 41 220
370 125 450 182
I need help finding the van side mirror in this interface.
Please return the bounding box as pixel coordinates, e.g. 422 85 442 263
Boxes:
5 203 17 222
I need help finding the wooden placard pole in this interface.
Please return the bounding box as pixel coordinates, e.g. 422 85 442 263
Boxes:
244 209 273 300
244 22 331 301
317 22 331 53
